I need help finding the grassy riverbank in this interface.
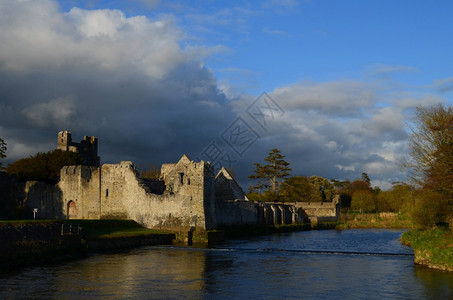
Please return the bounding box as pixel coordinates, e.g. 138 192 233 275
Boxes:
401 226 453 272
64 219 171 238
0 220 175 273
337 214 453 272
335 212 413 229
219 213 411 239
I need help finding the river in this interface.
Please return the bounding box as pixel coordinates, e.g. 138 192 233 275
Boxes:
1 229 453 299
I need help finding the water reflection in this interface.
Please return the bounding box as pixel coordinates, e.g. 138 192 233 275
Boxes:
414 265 453 299
52 248 210 299
1 229 453 299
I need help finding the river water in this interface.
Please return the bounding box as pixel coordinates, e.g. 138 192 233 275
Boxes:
2 229 453 299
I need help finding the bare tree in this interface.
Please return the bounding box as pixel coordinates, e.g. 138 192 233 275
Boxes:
406 104 453 227
408 104 453 196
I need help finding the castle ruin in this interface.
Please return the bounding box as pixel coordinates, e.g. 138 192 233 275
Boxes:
58 131 100 167
2 131 340 234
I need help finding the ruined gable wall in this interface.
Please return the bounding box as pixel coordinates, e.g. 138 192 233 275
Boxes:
214 168 247 202
98 158 216 231
157 157 216 230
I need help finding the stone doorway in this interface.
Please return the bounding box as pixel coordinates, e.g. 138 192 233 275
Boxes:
67 201 77 219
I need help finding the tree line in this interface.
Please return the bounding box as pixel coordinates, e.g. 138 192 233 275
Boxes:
3 149 82 184
246 148 414 214
247 103 452 229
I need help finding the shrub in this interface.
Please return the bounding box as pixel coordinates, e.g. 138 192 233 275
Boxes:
410 190 451 228
351 190 376 213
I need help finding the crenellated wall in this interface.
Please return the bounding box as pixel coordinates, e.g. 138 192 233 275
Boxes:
58 131 100 166
58 165 100 219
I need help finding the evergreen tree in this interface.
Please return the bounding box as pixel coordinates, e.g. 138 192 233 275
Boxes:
248 148 291 193
0 137 6 170
6 149 82 184
310 175 335 202
361 172 371 186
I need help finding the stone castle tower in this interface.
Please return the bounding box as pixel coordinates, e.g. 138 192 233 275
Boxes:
58 131 100 167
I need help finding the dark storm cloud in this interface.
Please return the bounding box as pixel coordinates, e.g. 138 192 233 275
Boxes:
1 0 450 190
0 0 233 167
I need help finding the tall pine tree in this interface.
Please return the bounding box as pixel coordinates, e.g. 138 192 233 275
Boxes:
249 148 291 193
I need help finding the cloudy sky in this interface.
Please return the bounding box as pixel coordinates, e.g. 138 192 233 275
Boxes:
1 0 452 190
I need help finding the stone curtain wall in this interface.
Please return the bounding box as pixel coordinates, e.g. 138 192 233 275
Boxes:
294 197 341 222
213 167 305 227
0 172 64 220
57 156 217 232
24 181 64 219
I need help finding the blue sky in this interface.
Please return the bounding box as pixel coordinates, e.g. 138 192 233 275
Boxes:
1 0 452 189
58 0 453 93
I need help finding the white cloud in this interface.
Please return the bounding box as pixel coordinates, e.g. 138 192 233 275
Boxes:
261 79 416 188
263 0 299 9
272 80 375 117
367 64 419 77
336 164 356 172
371 180 393 191
66 8 130 38
0 1 187 79
359 107 406 138
22 96 76 128
262 27 290 37
5 141 54 162
392 94 445 110
433 77 453 92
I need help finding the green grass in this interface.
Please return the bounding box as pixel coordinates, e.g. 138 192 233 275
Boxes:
335 213 413 229
401 226 453 271
63 219 171 239
0 220 53 223
0 219 172 239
